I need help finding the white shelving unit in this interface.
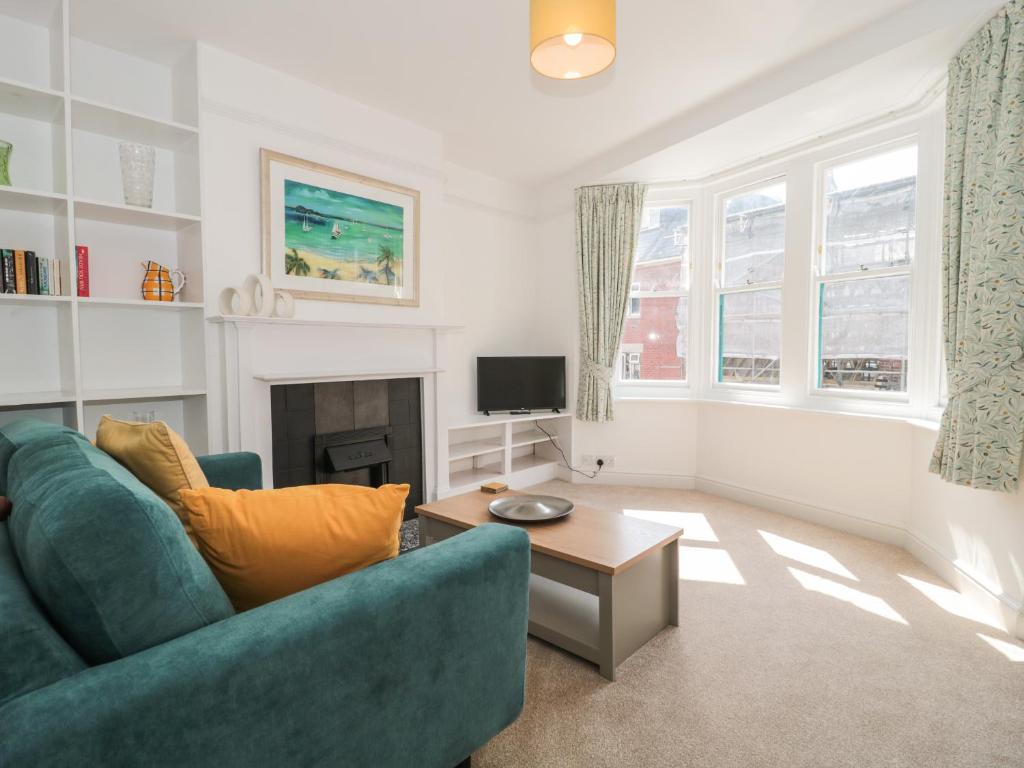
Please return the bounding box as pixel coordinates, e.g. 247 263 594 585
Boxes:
443 412 573 498
0 0 208 449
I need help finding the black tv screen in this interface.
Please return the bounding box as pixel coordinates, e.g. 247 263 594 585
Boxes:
477 356 566 413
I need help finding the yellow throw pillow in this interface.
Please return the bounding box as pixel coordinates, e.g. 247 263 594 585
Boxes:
181 483 409 611
95 416 209 538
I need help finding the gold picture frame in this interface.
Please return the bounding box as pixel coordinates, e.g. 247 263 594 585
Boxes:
260 148 420 307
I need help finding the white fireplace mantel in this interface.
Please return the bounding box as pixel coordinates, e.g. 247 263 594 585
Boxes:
215 315 459 497
252 368 443 385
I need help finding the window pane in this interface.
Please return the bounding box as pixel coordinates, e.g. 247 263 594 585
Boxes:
634 205 688 291
718 289 781 385
818 275 909 392
619 203 689 382
723 182 786 288
823 146 917 274
620 295 687 380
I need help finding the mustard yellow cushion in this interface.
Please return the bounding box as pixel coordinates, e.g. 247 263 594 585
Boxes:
95 416 208 538
181 483 409 611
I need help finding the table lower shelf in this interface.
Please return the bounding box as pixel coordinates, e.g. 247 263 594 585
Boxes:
528 574 600 664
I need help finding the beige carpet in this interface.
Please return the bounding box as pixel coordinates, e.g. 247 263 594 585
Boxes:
475 481 1024 768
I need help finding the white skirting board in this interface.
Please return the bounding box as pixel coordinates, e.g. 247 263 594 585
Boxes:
571 470 697 490
572 470 1024 640
694 477 907 547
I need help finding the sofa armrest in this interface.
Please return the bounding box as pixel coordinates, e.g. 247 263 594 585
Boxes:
0 524 530 768
197 451 262 491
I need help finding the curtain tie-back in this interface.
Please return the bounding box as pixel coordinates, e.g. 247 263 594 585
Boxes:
580 355 613 384
948 344 1024 399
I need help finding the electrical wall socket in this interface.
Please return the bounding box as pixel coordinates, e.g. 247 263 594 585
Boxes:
581 454 615 469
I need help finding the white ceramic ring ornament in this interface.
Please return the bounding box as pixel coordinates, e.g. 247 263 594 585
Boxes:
218 286 252 317
273 290 295 319
243 274 275 317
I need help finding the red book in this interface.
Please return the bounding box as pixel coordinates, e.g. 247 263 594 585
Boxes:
76 245 90 297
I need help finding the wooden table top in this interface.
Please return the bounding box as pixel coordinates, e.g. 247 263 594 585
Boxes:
416 489 683 575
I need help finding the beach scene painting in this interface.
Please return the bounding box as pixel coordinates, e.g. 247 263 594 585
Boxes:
284 180 404 286
262 149 419 306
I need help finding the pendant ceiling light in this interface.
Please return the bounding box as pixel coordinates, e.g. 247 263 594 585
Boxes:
530 0 616 80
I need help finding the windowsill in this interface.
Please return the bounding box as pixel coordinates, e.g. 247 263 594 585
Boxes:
610 387 945 427
614 382 690 401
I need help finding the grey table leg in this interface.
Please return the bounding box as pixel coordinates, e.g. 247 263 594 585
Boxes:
597 572 617 681
667 540 680 627
597 541 680 681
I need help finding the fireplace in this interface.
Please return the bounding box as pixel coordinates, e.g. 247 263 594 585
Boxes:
315 426 393 486
270 378 423 519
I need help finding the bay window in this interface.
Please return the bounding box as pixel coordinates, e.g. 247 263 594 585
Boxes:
814 145 917 394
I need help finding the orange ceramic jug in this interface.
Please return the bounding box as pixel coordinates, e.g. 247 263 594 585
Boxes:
141 260 185 302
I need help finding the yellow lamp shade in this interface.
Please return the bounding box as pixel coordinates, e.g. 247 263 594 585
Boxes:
530 0 616 80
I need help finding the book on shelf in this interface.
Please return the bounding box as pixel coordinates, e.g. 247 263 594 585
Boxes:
0 250 14 294
76 245 89 297
24 252 38 295
38 257 49 296
14 250 26 294
53 258 61 296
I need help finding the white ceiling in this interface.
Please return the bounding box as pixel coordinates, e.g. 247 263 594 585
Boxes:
71 0 1000 187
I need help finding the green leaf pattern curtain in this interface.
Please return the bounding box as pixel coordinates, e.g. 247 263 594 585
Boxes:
575 183 647 422
931 0 1024 492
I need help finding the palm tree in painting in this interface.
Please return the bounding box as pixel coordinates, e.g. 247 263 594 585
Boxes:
377 245 396 285
286 247 310 276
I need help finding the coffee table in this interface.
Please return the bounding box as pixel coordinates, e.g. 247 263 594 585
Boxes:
416 490 683 681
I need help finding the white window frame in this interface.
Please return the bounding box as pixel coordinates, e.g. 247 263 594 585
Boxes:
615 193 693 399
809 139 919 404
640 207 662 231
619 344 642 380
627 282 641 318
712 176 786 393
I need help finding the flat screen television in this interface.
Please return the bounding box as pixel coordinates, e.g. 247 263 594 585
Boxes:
477 356 566 414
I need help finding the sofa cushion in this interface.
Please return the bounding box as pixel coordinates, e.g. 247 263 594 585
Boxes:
0 419 75 495
182 483 409 611
0 523 85 706
7 432 234 664
95 415 210 540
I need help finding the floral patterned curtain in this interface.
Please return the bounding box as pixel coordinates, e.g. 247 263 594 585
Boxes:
931 0 1024 491
575 183 647 422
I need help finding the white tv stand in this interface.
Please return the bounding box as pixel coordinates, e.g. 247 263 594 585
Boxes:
440 411 574 498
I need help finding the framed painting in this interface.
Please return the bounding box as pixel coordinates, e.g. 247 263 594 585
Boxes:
260 149 420 306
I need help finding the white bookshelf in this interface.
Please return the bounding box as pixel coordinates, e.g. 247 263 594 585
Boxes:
443 412 573 498
0 0 209 450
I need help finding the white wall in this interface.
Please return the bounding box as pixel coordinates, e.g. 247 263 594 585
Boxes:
197 46 539 453
908 423 1024 634
441 163 541 423
574 400 698 485
696 402 911 536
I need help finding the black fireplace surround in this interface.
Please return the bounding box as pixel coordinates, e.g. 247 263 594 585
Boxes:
270 378 423 519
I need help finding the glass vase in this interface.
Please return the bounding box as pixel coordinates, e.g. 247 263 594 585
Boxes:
118 141 155 208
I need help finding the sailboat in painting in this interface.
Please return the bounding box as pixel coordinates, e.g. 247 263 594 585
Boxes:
302 214 312 232
331 221 342 239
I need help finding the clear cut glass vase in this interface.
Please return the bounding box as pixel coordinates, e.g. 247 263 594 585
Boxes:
118 141 155 208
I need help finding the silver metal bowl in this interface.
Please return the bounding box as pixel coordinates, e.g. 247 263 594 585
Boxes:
488 494 575 522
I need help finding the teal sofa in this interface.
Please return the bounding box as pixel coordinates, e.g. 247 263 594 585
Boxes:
0 419 530 768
